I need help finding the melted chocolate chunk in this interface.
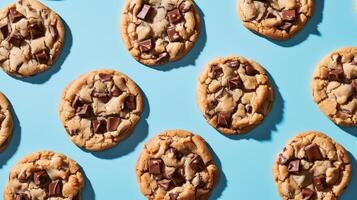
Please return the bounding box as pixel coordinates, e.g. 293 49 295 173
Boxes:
34 50 49 64
190 155 205 172
138 39 152 52
28 23 44 40
76 104 93 118
33 170 50 186
168 147 183 160
313 175 327 191
92 91 110 103
167 26 181 42
304 144 322 161
137 4 152 20
92 119 107 133
211 65 223 78
148 158 162 175
154 52 169 63
48 180 63 197
98 73 112 82
157 179 172 191
282 10 296 22
328 68 344 82
0 23 10 39
278 154 288 165
287 160 300 173
302 188 314 200
228 76 242 90
8 34 23 47
168 168 185 186
49 25 58 41
125 95 136 110
13 193 29 200
245 64 259 76
72 96 84 109
9 8 25 23
217 112 230 127
279 22 293 31
168 9 182 24
110 86 122 97
107 117 121 132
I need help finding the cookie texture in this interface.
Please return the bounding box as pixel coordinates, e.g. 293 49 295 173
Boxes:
312 47 357 126
59 69 143 151
121 0 201 65
273 131 351 200
136 130 219 200
0 0 65 77
0 91 13 151
237 0 314 40
197 56 274 135
4 151 84 200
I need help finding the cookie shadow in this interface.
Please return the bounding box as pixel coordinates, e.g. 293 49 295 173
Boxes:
13 18 73 84
81 166 96 200
0 102 21 169
341 151 357 200
223 72 285 141
339 126 357 137
150 4 207 71
209 146 227 200
266 0 324 47
90 88 150 159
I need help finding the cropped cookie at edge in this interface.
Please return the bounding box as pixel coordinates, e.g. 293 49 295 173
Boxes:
0 91 13 151
0 0 65 77
58 69 143 151
121 0 201 66
197 56 274 135
4 151 84 200
312 47 357 126
273 131 351 200
136 130 219 200
237 0 314 40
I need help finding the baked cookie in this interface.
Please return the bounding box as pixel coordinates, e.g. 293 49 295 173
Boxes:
0 0 65 77
59 69 143 151
237 0 314 40
273 131 351 200
136 130 219 200
0 91 13 151
312 47 357 126
4 151 84 200
121 0 201 65
197 56 274 135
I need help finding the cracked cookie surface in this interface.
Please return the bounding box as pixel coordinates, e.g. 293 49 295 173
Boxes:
197 56 274 135
58 69 143 151
312 47 357 126
273 131 351 200
4 151 84 200
0 91 13 152
237 0 314 40
121 0 201 66
0 0 65 77
136 130 219 200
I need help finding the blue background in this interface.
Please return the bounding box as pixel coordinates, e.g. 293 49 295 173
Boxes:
0 0 356 199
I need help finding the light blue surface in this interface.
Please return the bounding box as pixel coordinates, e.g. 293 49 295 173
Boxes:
0 0 356 199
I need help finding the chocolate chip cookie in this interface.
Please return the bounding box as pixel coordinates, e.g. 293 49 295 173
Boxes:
136 130 219 200
0 0 65 77
4 151 84 200
121 0 201 65
237 0 314 40
197 56 274 135
58 69 143 151
0 91 13 151
312 47 357 126
273 131 351 200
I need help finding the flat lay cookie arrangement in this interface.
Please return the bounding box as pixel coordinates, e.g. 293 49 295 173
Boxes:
0 0 356 199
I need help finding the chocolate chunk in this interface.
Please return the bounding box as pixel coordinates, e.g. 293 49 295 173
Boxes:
48 180 63 197
49 25 58 41
217 112 230 127
93 92 110 103
179 1 191 13
167 26 181 42
98 73 112 82
9 8 25 23
148 158 162 175
266 12 275 19
227 60 240 69
157 179 172 190
245 105 252 113
167 9 182 24
0 23 10 39
287 160 300 173
313 175 327 191
137 4 152 20
245 64 259 76
282 9 296 22
168 147 183 159
328 68 344 82
207 99 218 110
193 174 205 188
168 168 185 186
13 193 29 200
107 117 121 131
34 50 49 64
169 193 179 200
92 119 107 133
28 23 44 40
279 22 293 31
138 39 152 52
76 104 93 118
125 95 136 110
18 171 28 183
72 96 83 109
154 52 169 63
304 144 322 161
190 155 205 172
278 154 288 165
353 80 357 92
110 86 122 97
228 76 242 90
302 188 314 200
33 170 50 186
8 34 23 47
211 65 223 78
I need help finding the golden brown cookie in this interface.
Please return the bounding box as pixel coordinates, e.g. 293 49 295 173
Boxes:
0 91 13 152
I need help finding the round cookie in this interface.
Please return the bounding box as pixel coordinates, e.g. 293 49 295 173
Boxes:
0 0 65 77
273 131 351 200
58 69 143 151
0 91 13 152
121 0 201 66
236 0 314 40
311 47 357 126
197 56 274 135
4 151 84 200
136 130 219 200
